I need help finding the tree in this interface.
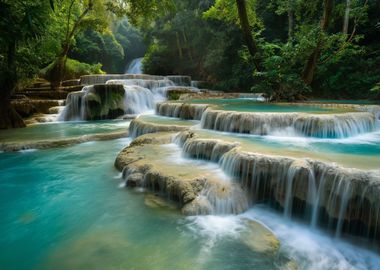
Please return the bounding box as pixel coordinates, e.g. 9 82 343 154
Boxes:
50 0 109 88
0 0 51 128
302 0 334 85
236 0 261 70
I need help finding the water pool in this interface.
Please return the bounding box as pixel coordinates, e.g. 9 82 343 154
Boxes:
0 138 286 270
1 122 379 269
189 129 380 170
0 120 130 143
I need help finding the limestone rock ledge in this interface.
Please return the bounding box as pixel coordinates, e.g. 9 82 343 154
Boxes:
115 132 249 215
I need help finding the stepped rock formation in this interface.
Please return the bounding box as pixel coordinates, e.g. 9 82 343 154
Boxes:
129 118 189 138
155 102 209 120
60 84 126 120
201 109 376 138
60 84 154 121
176 131 380 240
80 74 166 85
80 74 192 86
115 132 249 215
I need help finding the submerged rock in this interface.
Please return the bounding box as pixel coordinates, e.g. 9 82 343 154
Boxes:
241 219 280 254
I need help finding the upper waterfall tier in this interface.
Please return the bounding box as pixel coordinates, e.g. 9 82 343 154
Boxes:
155 101 379 138
201 109 377 138
80 74 193 86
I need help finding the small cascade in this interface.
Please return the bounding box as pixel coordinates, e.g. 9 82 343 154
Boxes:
59 84 154 121
201 109 377 138
174 131 380 241
293 112 376 138
107 79 175 102
238 93 267 102
125 57 143 74
123 85 154 114
193 179 249 215
156 102 208 120
129 118 188 138
165 75 191 86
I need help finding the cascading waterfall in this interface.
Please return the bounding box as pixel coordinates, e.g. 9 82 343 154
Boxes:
193 179 249 215
165 75 191 86
106 79 175 102
156 102 209 120
125 57 143 74
59 84 154 121
123 85 154 114
200 109 377 138
174 131 380 241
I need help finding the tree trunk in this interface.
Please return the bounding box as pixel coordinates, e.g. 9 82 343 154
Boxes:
176 32 183 60
302 0 334 85
343 0 350 34
288 0 295 41
50 42 70 89
0 42 25 129
235 0 261 71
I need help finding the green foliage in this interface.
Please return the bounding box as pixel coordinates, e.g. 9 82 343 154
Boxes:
370 82 380 100
41 58 104 81
252 42 310 101
204 0 263 30
70 30 124 73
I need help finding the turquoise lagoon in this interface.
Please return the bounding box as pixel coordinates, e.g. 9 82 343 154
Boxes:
1 121 380 269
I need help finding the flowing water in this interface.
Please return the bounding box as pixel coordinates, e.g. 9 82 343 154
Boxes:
125 57 143 74
1 128 379 269
2 75 380 269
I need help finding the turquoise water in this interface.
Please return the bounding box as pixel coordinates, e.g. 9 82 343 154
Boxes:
1 121 379 269
311 99 379 105
0 120 129 142
183 99 351 113
192 129 380 170
0 138 285 270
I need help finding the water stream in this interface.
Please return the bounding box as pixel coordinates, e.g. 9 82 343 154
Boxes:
2 75 380 269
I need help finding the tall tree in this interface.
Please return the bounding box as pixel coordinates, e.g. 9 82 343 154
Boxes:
288 0 295 40
343 0 351 34
235 0 261 70
302 0 334 85
0 0 50 128
50 0 109 88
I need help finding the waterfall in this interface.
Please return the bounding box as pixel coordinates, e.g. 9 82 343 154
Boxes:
129 118 188 138
165 75 191 86
107 79 175 102
126 57 143 74
174 131 380 240
194 180 249 215
59 84 154 121
123 85 154 114
156 102 208 120
200 109 377 138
